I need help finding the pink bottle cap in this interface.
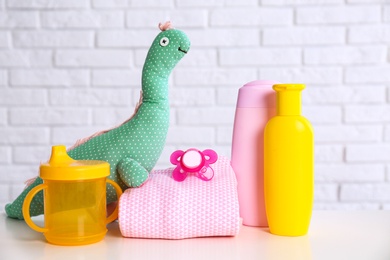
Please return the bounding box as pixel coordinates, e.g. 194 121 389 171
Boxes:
236 80 280 108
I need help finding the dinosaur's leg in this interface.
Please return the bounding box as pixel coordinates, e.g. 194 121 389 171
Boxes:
117 158 149 188
5 177 44 220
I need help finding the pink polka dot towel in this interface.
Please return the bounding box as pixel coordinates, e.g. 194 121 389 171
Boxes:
118 156 240 239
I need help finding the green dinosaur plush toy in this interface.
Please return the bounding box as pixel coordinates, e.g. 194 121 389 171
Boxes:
5 21 190 219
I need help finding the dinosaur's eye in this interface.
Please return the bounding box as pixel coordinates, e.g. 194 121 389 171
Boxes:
159 37 169 47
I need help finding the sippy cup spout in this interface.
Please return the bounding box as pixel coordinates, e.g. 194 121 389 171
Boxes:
49 145 74 165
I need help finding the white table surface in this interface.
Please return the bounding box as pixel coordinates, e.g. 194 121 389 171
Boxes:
1 211 389 260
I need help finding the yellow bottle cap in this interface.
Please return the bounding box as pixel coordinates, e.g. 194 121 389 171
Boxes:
40 145 110 181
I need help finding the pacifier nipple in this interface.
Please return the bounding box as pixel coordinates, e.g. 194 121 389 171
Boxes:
182 150 202 169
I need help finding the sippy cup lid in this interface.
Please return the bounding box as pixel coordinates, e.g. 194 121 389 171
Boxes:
40 145 110 181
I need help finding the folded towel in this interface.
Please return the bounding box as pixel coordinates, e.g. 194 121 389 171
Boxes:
118 156 240 239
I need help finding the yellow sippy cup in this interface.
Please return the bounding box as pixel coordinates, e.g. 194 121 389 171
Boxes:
22 145 123 246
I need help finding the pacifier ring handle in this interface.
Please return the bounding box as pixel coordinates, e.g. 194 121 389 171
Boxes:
197 167 214 181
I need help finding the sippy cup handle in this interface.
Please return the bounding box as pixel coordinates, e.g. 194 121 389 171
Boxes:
105 179 123 224
22 183 49 233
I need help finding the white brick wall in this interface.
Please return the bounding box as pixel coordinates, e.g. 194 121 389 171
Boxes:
0 0 389 211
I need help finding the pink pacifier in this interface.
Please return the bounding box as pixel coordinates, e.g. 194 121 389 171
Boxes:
170 148 218 182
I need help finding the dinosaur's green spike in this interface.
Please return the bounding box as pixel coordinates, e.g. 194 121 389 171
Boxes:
5 25 190 219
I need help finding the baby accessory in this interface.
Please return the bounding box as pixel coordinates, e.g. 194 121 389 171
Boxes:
231 80 278 227
5 22 190 220
264 84 314 236
118 156 240 240
170 148 218 182
23 145 122 246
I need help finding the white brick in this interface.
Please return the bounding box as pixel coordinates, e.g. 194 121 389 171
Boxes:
259 67 342 84
170 88 215 106
263 26 345 45
176 0 223 7
314 202 380 210
304 46 386 65
155 145 176 169
210 8 292 26
315 145 343 162
262 0 343 4
303 105 342 123
386 125 390 141
0 50 52 67
345 105 390 123
41 11 124 28
0 11 38 28
225 0 257 5
134 49 149 67
98 30 155 47
346 144 390 162
211 145 232 159
92 0 128 8
49 89 131 106
166 126 214 145
341 184 390 201
10 69 89 87
349 25 390 43
385 6 390 23
9 108 90 126
303 86 386 104
345 66 390 83
0 165 38 182
13 146 50 164
314 184 338 201
130 0 173 7
297 6 380 24
0 146 10 164
0 127 49 144
177 49 217 67
315 125 382 142
10 184 27 201
387 164 390 181
217 126 233 144
316 164 385 182
127 10 207 28
216 88 239 105
92 108 139 125
55 50 131 68
0 70 6 85
0 109 5 126
52 126 105 144
220 48 301 66
0 32 9 47
0 89 46 105
347 0 389 3
7 0 89 8
175 68 257 86
187 28 259 47
177 107 235 125
92 69 142 86
0 184 9 202
13 31 93 48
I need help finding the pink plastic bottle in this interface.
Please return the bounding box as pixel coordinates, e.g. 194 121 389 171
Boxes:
231 80 278 227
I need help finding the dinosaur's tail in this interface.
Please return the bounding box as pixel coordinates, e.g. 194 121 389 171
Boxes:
5 177 44 219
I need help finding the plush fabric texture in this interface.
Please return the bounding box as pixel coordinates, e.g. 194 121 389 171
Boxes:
118 156 240 240
5 24 191 220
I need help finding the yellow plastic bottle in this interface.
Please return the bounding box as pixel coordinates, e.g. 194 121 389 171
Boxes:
264 84 314 236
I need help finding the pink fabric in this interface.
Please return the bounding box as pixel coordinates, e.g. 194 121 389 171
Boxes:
118 156 240 239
